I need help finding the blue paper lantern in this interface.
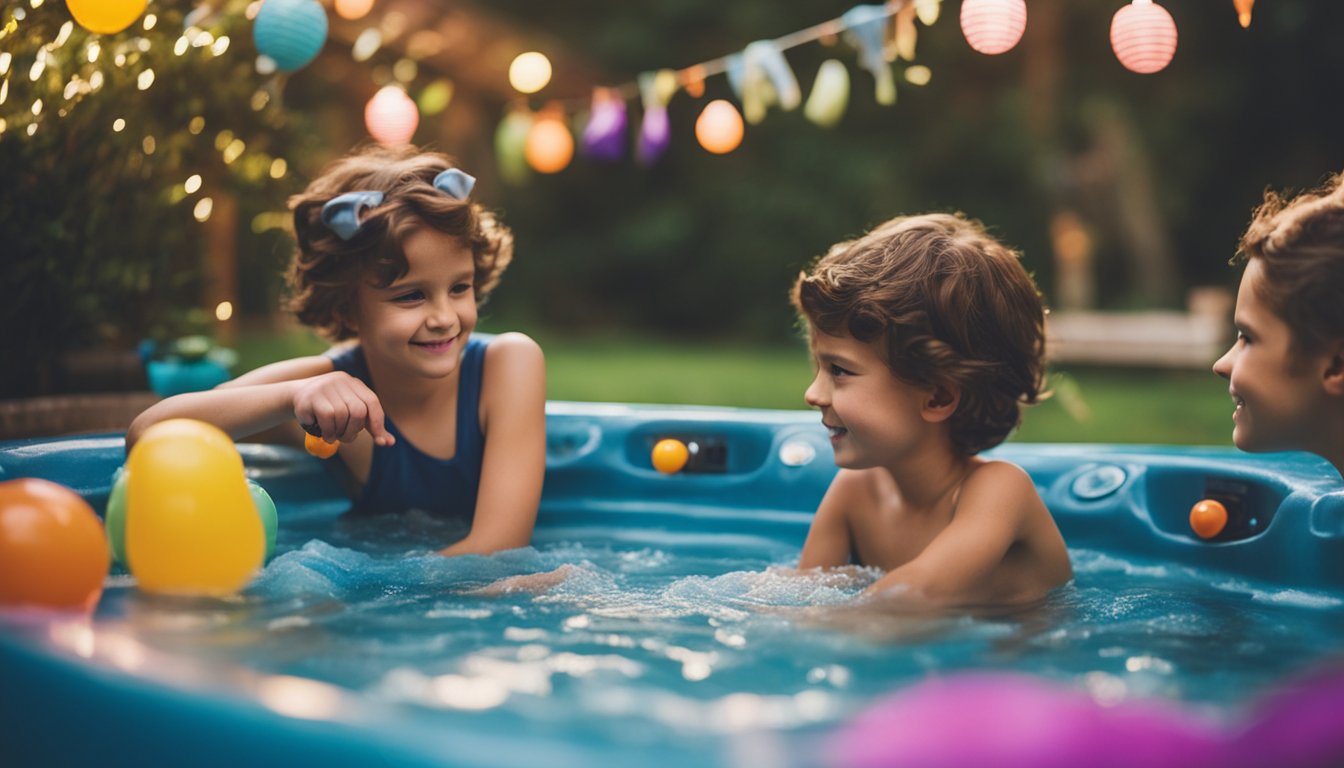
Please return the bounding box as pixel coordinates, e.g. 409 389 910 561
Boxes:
253 0 328 73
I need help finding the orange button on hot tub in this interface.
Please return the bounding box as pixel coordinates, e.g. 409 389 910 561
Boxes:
1190 499 1228 539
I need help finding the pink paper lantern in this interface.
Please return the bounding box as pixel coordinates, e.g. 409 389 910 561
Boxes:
1111 0 1178 74
959 0 1027 56
364 86 419 146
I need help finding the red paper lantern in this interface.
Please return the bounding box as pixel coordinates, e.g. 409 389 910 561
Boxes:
959 0 1027 56
1111 0 1178 74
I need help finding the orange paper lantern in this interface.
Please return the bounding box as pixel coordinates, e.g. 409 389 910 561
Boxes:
525 114 574 174
1111 0 1178 74
695 100 744 155
365 86 419 146
959 0 1027 56
1233 0 1254 29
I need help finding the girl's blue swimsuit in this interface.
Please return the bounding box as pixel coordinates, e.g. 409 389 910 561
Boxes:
325 335 489 518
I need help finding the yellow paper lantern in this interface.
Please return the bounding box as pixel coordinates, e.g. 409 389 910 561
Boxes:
959 0 1027 56
509 52 552 95
1111 0 1178 75
525 113 573 173
67 0 148 35
695 100 744 155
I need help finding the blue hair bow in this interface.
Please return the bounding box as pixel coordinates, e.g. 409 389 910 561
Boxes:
319 168 477 241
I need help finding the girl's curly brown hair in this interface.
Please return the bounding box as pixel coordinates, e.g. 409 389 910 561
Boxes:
792 213 1047 456
285 145 514 340
1237 172 1344 357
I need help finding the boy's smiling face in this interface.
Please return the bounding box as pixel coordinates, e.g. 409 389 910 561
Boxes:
804 328 941 469
1213 258 1334 454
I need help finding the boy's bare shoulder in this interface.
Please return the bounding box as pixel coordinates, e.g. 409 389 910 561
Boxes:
828 467 891 506
960 459 1045 517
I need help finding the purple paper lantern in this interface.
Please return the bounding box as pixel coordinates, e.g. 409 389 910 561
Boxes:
582 93 627 162
637 106 670 166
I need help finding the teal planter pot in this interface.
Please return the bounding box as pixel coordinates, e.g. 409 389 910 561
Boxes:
145 358 230 397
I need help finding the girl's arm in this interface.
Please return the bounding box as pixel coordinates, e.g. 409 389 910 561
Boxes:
861 461 1033 602
439 333 546 556
797 470 862 569
126 355 394 450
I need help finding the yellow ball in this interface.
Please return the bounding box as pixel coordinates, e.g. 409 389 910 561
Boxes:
67 0 148 35
125 419 263 596
652 439 690 474
1189 499 1228 540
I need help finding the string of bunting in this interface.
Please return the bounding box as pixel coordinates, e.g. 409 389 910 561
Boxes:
491 0 941 181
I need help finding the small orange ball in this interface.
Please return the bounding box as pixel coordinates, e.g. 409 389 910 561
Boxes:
304 432 340 459
652 439 690 474
1190 499 1228 540
0 478 110 611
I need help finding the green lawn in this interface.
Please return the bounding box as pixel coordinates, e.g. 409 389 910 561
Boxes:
235 328 1233 446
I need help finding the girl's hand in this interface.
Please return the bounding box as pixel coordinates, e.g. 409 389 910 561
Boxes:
291 371 396 447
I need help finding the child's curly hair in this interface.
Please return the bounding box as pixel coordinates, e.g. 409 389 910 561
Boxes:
285 145 514 340
792 213 1046 456
1237 172 1344 356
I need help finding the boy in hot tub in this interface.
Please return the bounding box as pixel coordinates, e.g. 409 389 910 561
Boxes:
790 212 1073 607
1213 171 1344 478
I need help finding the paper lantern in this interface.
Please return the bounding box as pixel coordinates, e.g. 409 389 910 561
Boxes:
365 86 419 145
959 0 1027 56
509 52 552 95
1233 0 1255 28
582 91 627 162
1111 0 1178 74
494 110 534 185
253 0 329 73
66 0 147 35
637 106 670 166
525 114 573 174
695 100 744 155
334 0 375 21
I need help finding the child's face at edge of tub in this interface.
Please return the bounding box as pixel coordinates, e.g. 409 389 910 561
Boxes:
1212 258 1336 455
803 327 941 469
352 226 478 381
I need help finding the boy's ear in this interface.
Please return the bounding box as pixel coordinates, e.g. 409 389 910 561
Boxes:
922 383 961 423
1323 341 1344 397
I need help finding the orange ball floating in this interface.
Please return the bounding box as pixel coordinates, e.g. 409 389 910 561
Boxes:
652 439 690 474
0 478 110 611
1190 499 1228 540
125 419 264 596
695 100 744 155
304 432 340 459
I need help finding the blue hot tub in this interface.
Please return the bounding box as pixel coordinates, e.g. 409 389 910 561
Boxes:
2 401 1343 767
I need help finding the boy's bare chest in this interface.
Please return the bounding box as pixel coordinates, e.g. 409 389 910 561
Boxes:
849 501 952 571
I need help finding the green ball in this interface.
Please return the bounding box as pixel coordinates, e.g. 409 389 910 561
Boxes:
105 467 129 566
106 469 278 565
247 478 278 561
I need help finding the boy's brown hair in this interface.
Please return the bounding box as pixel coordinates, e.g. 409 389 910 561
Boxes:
285 145 514 340
1237 172 1344 355
792 213 1046 455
